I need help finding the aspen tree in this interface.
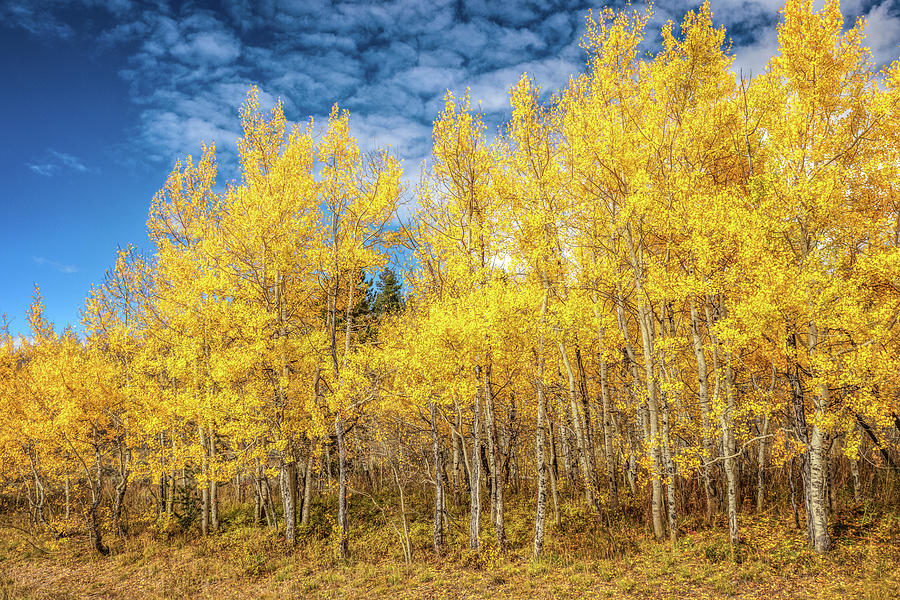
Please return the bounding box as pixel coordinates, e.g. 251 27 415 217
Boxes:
218 88 320 544
758 0 880 553
427 92 501 551
317 104 402 557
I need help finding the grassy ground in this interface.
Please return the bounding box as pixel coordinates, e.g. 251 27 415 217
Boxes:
2 496 898 599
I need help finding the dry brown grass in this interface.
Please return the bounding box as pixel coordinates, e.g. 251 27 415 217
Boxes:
2 500 898 599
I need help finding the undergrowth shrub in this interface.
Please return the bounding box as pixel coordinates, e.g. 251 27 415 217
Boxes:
213 526 281 577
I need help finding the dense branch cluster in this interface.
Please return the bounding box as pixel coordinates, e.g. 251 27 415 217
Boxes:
2 0 899 559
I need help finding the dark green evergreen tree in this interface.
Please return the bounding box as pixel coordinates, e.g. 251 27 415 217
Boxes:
350 268 373 326
372 267 404 316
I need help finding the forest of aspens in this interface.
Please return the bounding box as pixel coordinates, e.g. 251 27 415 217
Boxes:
2 1 900 598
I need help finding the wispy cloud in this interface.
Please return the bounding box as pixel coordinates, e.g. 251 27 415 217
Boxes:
1 0 75 39
49 150 89 172
27 149 92 177
101 0 597 173
5 1 900 180
28 163 58 177
33 256 79 274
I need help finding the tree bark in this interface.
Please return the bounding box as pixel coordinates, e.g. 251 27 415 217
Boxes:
336 417 349 557
430 403 444 552
722 358 739 549
575 346 598 478
793 322 830 553
709 300 738 549
199 425 209 537
547 418 561 526
483 362 505 549
660 393 678 545
560 341 596 508
280 447 297 544
254 467 263 525
112 441 130 538
599 354 618 510
689 298 718 519
636 301 665 541
209 429 218 533
469 384 482 550
90 431 109 556
452 415 462 489
616 260 664 540
301 441 315 527
533 286 549 558
808 324 830 553
265 473 278 530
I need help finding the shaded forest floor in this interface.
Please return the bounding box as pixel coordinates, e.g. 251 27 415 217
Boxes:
2 495 899 599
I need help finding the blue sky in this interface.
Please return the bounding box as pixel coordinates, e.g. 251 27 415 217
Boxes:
2 0 898 337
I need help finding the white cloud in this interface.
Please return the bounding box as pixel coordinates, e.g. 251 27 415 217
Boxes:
459 57 580 114
1 1 74 38
350 113 431 158
18 0 897 188
733 26 779 79
28 163 57 177
295 32 358 53
863 1 900 66
136 109 240 164
33 256 79 274
171 30 241 66
6 1 594 177
390 65 466 97
49 150 89 172
27 149 91 177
